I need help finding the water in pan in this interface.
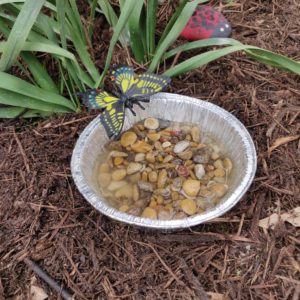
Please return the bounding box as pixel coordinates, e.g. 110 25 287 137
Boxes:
93 117 234 221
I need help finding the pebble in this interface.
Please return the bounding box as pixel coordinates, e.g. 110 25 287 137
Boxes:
180 199 197 215
135 153 145 162
178 150 193 160
115 185 133 198
213 159 223 169
210 183 228 197
119 204 129 212
182 179 201 197
98 173 111 187
107 180 127 191
144 118 159 130
176 165 189 177
133 184 139 201
146 152 156 163
174 141 189 153
127 162 143 175
157 169 168 188
141 207 157 219
131 140 152 153
223 158 233 173
148 171 158 182
128 173 140 183
111 169 127 181
171 177 183 191
191 127 200 142
137 180 153 192
114 157 124 166
158 208 173 220
214 168 225 177
109 150 128 158
120 132 137 147
194 164 205 180
147 132 161 142
162 141 172 148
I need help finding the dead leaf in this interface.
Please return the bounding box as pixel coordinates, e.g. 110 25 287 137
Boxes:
30 285 48 300
207 292 228 300
259 207 300 229
268 135 300 154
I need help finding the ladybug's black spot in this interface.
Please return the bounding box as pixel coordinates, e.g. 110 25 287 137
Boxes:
196 6 204 11
192 17 198 22
192 11 197 16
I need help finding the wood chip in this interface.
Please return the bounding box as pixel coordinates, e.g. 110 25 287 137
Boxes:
268 135 300 154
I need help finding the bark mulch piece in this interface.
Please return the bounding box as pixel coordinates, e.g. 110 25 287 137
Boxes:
1 0 300 299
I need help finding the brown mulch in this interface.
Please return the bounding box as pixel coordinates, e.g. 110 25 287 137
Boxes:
1 1 300 299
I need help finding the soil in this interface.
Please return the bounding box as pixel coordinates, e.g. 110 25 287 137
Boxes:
1 1 300 299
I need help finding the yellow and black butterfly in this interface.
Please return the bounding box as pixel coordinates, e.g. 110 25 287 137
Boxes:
79 65 171 139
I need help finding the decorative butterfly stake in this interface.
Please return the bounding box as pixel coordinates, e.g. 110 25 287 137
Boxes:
79 65 171 139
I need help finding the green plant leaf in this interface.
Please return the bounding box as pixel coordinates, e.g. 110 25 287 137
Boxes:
0 106 25 118
163 38 242 59
96 0 136 87
128 0 145 63
0 0 46 71
148 0 199 72
0 71 76 111
146 0 158 57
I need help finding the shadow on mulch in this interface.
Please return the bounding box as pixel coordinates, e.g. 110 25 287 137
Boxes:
1 1 300 299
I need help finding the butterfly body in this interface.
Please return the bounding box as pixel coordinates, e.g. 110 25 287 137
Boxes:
79 66 170 139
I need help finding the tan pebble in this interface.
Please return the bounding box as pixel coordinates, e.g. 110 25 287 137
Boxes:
182 179 201 197
180 199 197 215
223 158 233 173
210 183 228 197
111 169 127 181
134 153 145 162
127 207 142 216
131 140 152 153
189 170 197 180
120 131 137 147
128 173 141 183
147 132 161 142
107 180 127 191
115 185 133 198
207 171 215 178
141 207 157 219
157 169 168 189
137 124 145 131
148 171 158 182
213 159 223 169
190 142 199 148
119 204 129 212
146 152 156 163
157 155 164 162
135 199 147 208
98 173 111 187
191 127 200 142
133 184 139 201
99 163 110 173
127 162 143 175
206 164 215 171
186 135 191 141
163 155 173 163
211 152 220 160
214 168 225 177
214 176 226 183
171 191 179 201
158 208 173 220
194 164 205 180
174 212 187 219
142 171 148 181
174 141 189 153
156 195 164 204
154 141 163 150
144 117 159 130
149 200 157 209
109 151 128 158
178 150 193 160
162 141 172 148
185 160 193 166
114 157 124 166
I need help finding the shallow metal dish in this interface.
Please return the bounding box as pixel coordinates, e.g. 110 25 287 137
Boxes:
71 93 257 230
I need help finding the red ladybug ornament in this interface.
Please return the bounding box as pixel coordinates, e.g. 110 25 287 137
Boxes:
181 5 232 41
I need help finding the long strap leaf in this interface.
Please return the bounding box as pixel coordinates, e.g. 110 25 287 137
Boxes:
0 0 46 71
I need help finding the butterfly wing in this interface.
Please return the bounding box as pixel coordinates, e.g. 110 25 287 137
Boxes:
100 100 125 139
110 65 136 94
126 73 171 98
79 89 119 109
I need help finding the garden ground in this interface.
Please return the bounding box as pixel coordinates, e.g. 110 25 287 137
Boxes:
0 1 299 299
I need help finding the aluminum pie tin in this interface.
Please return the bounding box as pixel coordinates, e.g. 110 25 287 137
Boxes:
71 93 257 230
